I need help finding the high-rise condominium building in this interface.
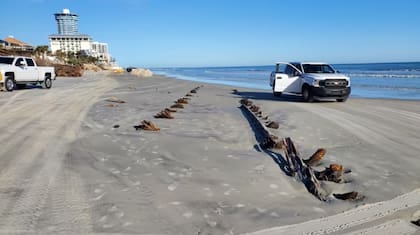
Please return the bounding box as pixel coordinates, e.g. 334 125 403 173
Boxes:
54 9 78 35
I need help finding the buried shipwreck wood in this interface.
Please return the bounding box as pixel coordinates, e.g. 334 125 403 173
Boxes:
260 135 283 149
282 137 327 200
333 191 361 201
165 108 177 113
239 102 282 150
170 103 184 109
315 164 345 183
176 98 189 104
303 148 326 167
106 96 126 103
266 121 280 129
154 110 175 119
412 219 420 227
240 98 253 106
134 120 160 131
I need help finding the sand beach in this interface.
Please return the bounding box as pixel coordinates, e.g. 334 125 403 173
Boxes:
0 71 419 234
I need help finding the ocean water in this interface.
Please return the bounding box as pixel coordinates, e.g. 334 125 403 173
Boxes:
152 62 420 100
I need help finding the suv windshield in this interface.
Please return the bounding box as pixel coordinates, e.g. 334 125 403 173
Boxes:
0 57 14 65
303 64 335 74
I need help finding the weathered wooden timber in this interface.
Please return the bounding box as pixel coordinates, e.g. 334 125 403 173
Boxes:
303 148 326 167
134 120 160 131
282 137 327 200
239 98 360 201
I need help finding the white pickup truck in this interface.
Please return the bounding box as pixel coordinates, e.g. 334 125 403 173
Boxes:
0 56 55 91
269 62 351 102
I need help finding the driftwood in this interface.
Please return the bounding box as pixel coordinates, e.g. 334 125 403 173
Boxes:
303 148 326 167
282 137 327 201
134 120 160 131
154 110 174 119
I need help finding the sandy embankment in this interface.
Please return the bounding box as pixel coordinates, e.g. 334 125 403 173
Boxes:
1 72 419 234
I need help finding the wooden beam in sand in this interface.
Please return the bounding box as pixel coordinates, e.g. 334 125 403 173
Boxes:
282 137 327 201
239 98 360 202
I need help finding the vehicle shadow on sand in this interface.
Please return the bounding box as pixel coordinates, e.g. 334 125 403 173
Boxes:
232 90 337 103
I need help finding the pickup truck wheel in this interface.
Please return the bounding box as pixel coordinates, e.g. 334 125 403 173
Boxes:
5 77 15 91
302 86 314 102
43 76 52 89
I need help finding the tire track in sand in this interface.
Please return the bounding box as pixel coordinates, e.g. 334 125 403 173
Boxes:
0 75 117 233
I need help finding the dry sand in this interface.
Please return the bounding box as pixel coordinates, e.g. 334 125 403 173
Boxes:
0 72 419 234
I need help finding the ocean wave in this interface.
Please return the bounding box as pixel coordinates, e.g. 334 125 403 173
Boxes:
346 73 420 78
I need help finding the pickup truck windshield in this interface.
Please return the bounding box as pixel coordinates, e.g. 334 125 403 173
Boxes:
0 57 14 65
303 64 335 74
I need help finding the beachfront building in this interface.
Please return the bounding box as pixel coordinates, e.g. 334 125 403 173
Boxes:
48 8 111 63
49 34 92 54
91 42 110 63
1 36 34 51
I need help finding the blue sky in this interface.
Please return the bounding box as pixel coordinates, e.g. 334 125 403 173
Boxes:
1 0 420 67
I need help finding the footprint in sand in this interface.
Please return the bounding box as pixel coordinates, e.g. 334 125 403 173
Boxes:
168 182 179 191
92 193 105 201
182 212 193 218
108 205 118 212
270 212 280 217
94 188 103 194
256 207 267 213
116 212 125 218
98 215 107 222
313 207 325 213
122 222 132 227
